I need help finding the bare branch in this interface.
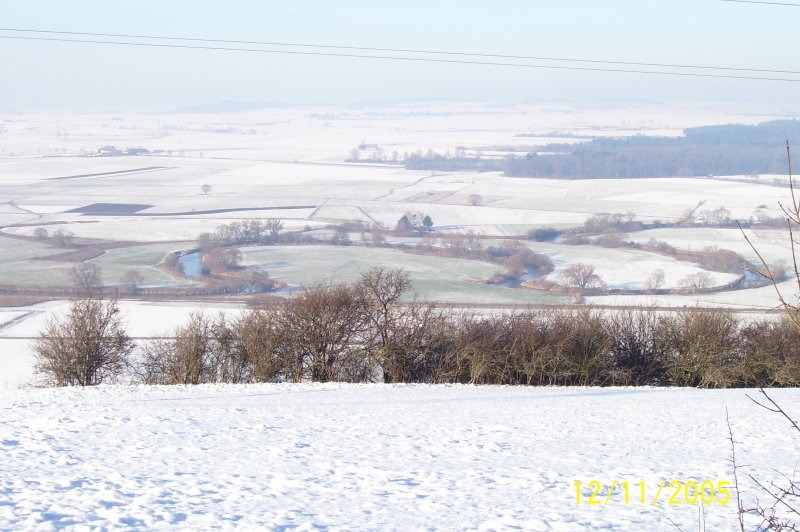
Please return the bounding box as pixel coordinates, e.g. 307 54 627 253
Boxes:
727 407 747 532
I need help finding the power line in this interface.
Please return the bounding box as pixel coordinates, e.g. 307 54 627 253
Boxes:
718 0 800 6
1 34 799 83
0 27 798 76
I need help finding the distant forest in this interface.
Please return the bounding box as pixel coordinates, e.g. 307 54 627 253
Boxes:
405 120 800 179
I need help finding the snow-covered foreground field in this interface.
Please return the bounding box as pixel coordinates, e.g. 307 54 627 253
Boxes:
1 384 797 530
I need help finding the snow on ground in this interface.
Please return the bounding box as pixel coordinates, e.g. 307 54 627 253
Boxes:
0 384 797 530
587 278 795 310
0 102 795 304
628 227 793 265
530 242 740 290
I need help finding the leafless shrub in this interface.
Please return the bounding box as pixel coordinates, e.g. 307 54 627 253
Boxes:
663 309 741 387
381 304 452 384
739 318 800 387
231 307 288 383
549 310 614 385
136 313 222 385
607 310 672 385
281 283 368 382
34 297 134 386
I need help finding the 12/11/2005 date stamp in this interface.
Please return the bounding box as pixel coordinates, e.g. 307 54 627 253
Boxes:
575 480 732 506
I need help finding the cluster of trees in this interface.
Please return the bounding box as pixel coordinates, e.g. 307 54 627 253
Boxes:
199 218 284 248
636 240 754 280
504 144 789 179
558 263 605 290
526 227 562 242
34 227 75 248
395 212 434 233
404 151 499 172
66 262 146 296
34 268 800 389
193 219 286 277
414 234 554 281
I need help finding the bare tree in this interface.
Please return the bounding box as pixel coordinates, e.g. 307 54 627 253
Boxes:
645 269 666 291
197 232 219 252
744 389 800 530
370 223 386 247
356 267 412 382
736 143 800 529
702 206 732 225
33 227 48 240
238 270 274 294
741 142 800 329
558 263 605 289
70 262 104 295
265 218 283 242
34 297 134 386
203 247 241 273
468 194 483 206
332 225 351 245
680 271 712 290
201 184 212 195
51 228 74 248
122 270 145 295
281 284 367 382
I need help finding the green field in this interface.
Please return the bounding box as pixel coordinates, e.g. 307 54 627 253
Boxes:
242 244 567 305
0 237 196 289
90 242 198 288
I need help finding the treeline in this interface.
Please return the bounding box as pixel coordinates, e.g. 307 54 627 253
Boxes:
406 120 800 178
504 144 787 179
35 268 800 389
415 234 554 282
405 152 500 172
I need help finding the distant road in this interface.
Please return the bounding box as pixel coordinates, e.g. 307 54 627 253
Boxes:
50 166 171 180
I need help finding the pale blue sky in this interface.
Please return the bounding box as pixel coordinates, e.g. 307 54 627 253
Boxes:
2 0 798 111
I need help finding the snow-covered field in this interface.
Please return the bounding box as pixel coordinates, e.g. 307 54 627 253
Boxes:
0 102 795 309
1 384 797 530
530 242 740 290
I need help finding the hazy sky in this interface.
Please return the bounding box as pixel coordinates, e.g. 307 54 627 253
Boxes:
2 0 799 112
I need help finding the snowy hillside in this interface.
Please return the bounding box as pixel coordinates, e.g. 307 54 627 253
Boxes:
1 384 798 530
